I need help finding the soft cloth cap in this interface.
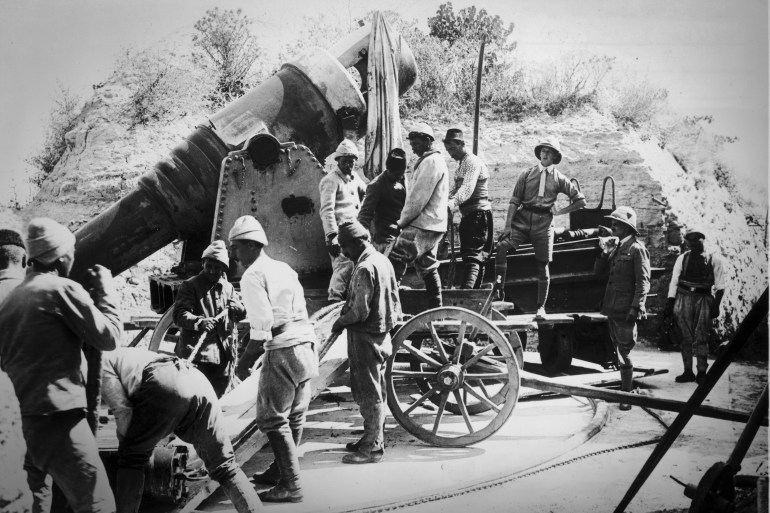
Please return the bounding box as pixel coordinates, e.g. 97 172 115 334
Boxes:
0 229 24 249
228 216 268 246
25 218 76 265
202 240 229 268
338 219 370 245
334 139 359 160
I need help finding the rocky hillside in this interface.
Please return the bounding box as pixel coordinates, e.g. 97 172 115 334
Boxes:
0 55 766 513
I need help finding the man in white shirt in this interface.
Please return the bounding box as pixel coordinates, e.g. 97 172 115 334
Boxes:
388 122 448 309
664 228 725 384
101 347 260 513
319 139 367 301
230 215 318 503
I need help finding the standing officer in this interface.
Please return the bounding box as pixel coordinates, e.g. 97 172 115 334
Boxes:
0 218 121 513
443 128 493 289
594 207 650 410
230 216 318 503
332 220 400 464
173 240 246 397
358 148 407 255
388 122 448 309
495 140 585 318
101 347 261 513
319 139 367 301
665 227 725 384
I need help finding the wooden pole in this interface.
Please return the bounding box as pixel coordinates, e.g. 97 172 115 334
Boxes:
472 40 485 156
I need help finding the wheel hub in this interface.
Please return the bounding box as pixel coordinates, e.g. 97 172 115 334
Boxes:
436 364 464 391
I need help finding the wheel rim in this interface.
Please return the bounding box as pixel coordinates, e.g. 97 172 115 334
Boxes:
387 307 520 447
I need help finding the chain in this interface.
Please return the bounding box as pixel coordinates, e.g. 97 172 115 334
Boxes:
343 409 666 513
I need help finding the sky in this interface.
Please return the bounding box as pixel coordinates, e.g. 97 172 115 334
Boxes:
0 0 767 207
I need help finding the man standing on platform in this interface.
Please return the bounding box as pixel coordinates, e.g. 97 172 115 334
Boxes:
665 228 725 385
319 139 367 301
388 122 448 309
594 207 650 411
443 128 493 289
358 148 407 255
495 140 585 318
230 215 318 503
173 240 246 397
332 220 400 464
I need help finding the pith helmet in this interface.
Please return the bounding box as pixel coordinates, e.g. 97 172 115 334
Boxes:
684 227 705 240
605 207 638 235
534 139 563 165
334 139 359 161
228 215 269 246
407 122 435 141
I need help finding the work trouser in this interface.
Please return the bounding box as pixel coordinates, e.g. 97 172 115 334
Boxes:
328 253 354 301
607 316 636 368
674 291 713 373
118 358 239 484
347 330 393 454
256 342 318 435
458 209 493 288
22 409 115 513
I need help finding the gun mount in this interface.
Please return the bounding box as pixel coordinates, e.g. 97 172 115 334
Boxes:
71 23 417 308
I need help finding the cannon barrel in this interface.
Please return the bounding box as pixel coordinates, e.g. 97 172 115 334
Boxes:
71 24 417 282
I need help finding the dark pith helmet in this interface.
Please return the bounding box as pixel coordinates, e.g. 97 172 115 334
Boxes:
442 128 464 143
534 139 562 165
605 206 639 235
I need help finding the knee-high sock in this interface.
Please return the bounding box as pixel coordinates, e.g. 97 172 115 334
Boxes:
536 263 550 308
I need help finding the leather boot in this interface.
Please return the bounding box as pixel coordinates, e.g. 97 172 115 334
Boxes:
220 470 262 513
258 431 302 503
423 269 443 309
619 366 633 411
676 353 696 383
253 426 303 485
116 467 145 513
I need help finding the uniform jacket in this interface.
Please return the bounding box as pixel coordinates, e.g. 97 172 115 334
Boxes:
594 236 651 318
509 164 584 211
0 272 121 415
338 245 401 334
358 171 406 243
398 150 449 233
172 273 245 365
319 168 367 240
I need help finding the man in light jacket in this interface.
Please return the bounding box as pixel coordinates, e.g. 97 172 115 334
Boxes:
388 122 449 309
319 139 367 301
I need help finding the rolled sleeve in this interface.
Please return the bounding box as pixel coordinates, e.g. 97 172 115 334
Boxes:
509 171 528 208
557 174 585 203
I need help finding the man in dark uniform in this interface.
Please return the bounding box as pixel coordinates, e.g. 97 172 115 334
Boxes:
443 128 493 289
665 227 725 384
358 148 407 255
0 218 121 513
332 220 400 464
173 240 246 397
495 140 586 318
594 207 650 410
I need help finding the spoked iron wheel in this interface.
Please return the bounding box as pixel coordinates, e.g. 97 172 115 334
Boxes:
386 307 520 447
